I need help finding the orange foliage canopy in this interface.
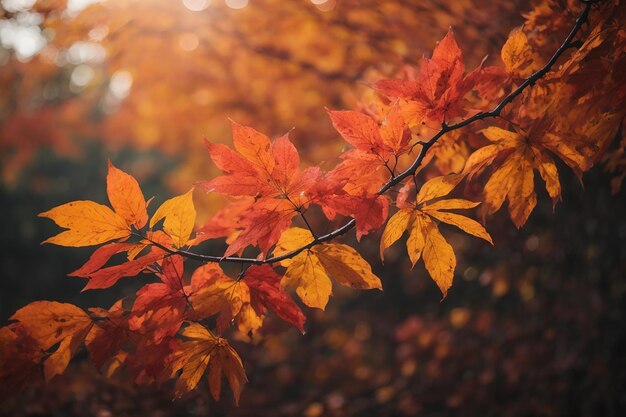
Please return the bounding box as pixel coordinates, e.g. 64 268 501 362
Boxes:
1 0 625 405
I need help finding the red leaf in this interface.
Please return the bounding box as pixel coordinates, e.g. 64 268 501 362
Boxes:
244 265 306 333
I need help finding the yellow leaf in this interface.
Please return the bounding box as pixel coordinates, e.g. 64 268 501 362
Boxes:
420 198 480 211
425 210 493 244
150 188 196 247
173 323 247 404
480 126 520 144
107 161 148 229
407 214 426 267
483 155 517 216
416 173 464 205
281 249 332 310
236 304 263 336
507 153 537 228
274 227 316 266
316 243 382 290
420 216 456 298
39 201 130 247
501 27 539 77
380 208 412 259
276 228 381 310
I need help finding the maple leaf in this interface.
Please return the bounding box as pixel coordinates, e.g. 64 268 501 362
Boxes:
199 121 322 256
150 188 196 248
374 29 480 126
380 174 492 297
129 255 188 343
10 301 93 380
327 102 411 162
463 124 592 228
168 322 247 404
274 228 382 310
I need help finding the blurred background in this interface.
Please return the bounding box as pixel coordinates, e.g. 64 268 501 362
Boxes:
1 0 625 416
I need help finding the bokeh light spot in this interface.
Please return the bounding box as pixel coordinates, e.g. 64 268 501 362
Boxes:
225 0 248 10
182 0 210 12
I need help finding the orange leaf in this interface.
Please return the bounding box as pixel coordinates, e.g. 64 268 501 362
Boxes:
107 161 148 229
10 301 93 380
39 201 130 247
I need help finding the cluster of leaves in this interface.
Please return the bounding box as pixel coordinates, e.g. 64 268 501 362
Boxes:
1 0 624 405
0 0 521 186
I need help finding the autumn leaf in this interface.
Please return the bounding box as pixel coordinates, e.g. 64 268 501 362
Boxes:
39 201 130 247
150 188 196 248
189 264 251 333
188 263 304 335
129 256 187 343
85 302 129 371
199 121 323 255
463 124 592 228
106 161 149 229
501 27 541 79
374 29 485 126
68 242 136 277
10 301 93 380
274 228 382 310
243 265 306 333
380 174 491 297
169 322 247 404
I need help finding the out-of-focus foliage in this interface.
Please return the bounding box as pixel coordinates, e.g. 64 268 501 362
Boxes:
0 0 521 190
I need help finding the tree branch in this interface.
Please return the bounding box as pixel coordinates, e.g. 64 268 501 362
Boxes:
146 0 595 268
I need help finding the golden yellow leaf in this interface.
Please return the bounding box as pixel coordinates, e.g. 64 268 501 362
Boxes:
380 174 491 296
424 210 493 244
172 323 247 404
315 243 382 290
106 161 148 229
420 199 480 211
420 215 456 297
380 208 412 259
500 27 540 77
39 201 130 247
407 214 426 267
416 173 465 205
273 227 316 266
150 188 196 247
275 228 381 310
280 249 332 310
